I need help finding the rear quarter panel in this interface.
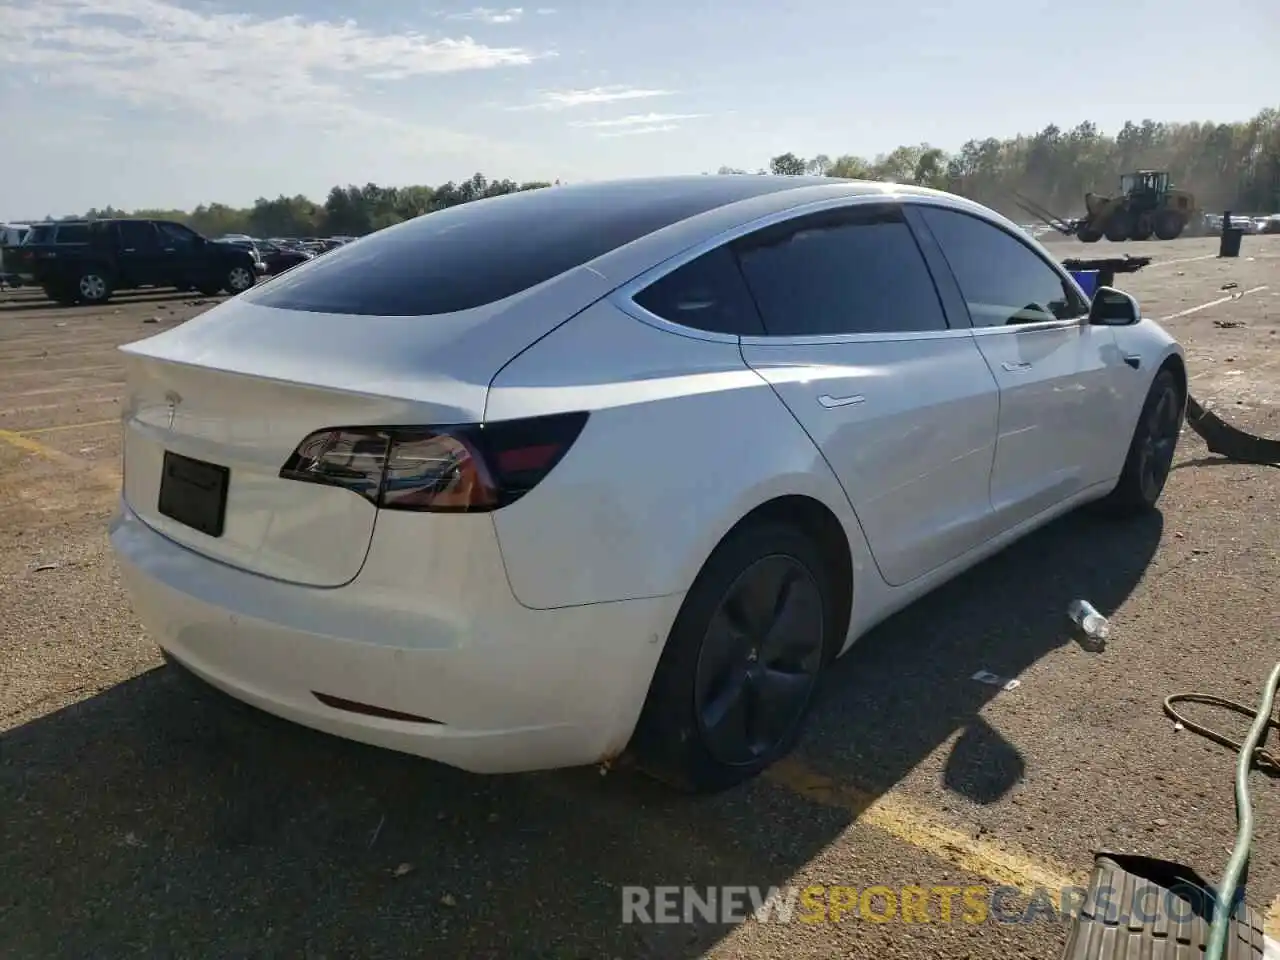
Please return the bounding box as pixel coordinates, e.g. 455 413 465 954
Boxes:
484 301 876 611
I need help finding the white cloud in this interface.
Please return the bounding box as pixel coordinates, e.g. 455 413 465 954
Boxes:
448 7 525 24
510 85 675 111
570 112 707 129
597 124 680 138
0 0 543 141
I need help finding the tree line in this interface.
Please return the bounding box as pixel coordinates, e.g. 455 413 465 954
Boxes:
745 106 1280 220
45 106 1280 235
71 174 555 240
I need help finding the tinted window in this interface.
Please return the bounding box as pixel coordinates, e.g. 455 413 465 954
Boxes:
27 225 55 244
632 245 765 336
117 220 159 248
917 207 1088 326
159 223 199 248
56 224 89 243
245 177 832 317
733 207 949 337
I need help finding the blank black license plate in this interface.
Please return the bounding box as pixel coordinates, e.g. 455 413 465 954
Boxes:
158 451 230 537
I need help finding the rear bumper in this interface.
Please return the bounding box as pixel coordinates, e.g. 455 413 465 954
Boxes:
109 501 680 773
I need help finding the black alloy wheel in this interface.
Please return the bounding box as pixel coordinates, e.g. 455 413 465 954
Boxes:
693 554 826 767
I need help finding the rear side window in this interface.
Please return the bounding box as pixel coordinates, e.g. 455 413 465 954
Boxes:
56 224 89 243
916 207 1088 326
632 246 765 336
117 220 159 248
245 178 818 317
733 206 949 337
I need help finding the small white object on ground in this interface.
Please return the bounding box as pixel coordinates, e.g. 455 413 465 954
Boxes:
972 670 1021 691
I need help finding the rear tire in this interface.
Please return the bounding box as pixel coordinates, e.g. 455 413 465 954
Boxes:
1100 368 1184 514
629 521 837 794
76 269 112 305
1131 216 1153 241
1077 227 1102 243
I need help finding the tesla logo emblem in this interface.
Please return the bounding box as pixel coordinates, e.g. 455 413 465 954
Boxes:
164 391 182 430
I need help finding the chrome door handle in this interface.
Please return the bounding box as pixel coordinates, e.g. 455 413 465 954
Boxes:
1001 361 1033 372
818 393 866 408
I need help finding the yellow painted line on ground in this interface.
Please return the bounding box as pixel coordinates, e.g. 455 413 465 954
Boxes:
765 759 1082 907
0 427 121 490
17 418 120 436
1160 284 1269 322
0 428 66 459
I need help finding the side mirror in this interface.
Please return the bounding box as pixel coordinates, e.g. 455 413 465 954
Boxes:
1088 286 1140 326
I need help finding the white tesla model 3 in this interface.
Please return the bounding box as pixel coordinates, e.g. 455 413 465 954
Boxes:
109 176 1186 793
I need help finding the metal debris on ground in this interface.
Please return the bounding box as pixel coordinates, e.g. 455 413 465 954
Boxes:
32 562 60 572
1214 319 1246 328
1221 281 1239 290
1186 395 1280 464
971 670 1021 691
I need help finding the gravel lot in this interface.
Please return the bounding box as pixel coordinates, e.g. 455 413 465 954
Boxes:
1 235 1278 959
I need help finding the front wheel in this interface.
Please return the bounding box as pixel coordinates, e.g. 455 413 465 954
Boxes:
629 521 836 793
1153 211 1185 241
225 265 255 295
1100 368 1184 513
1104 214 1132 243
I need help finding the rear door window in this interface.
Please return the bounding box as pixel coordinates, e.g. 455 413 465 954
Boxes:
117 220 160 250
56 224 90 243
732 205 950 337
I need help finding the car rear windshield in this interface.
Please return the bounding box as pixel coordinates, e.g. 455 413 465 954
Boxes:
244 178 821 317
26 225 55 244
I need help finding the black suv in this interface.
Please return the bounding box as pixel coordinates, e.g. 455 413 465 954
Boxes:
16 219 266 305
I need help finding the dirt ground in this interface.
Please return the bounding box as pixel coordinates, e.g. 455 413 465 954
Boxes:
1 236 1278 959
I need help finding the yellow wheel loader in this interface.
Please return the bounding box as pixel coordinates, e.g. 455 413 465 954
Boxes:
1015 171 1199 243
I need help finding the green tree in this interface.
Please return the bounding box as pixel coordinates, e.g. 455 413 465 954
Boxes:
741 106 1280 218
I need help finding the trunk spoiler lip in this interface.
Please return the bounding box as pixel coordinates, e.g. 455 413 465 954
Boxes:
115 264 617 413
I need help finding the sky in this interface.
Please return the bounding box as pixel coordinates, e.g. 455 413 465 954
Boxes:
0 0 1276 218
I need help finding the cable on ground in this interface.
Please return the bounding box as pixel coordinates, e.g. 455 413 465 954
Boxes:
1165 663 1280 960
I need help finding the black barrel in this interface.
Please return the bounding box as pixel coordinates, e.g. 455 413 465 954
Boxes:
1219 209 1244 257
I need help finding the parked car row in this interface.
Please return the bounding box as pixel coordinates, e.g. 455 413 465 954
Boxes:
9 218 267 305
217 234 355 258
213 237 315 275
1201 212 1280 235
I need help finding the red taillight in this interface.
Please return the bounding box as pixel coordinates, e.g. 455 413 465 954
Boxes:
279 412 588 512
